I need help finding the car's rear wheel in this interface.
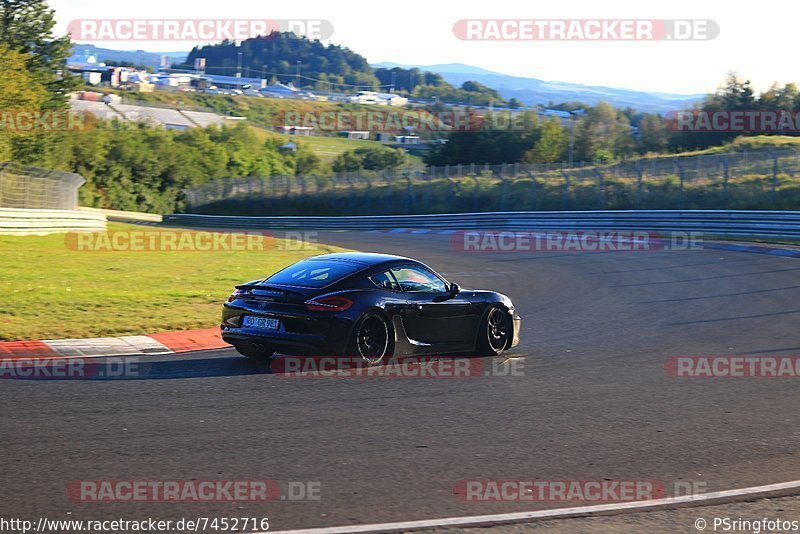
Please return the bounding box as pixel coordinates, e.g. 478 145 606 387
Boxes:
477 306 512 356
233 342 275 361
350 312 390 366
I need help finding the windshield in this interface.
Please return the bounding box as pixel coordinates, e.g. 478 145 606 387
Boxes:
266 260 363 288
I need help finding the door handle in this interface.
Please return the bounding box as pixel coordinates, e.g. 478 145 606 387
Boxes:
414 304 423 310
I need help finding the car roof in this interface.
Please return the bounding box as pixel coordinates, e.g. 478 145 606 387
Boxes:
307 252 413 266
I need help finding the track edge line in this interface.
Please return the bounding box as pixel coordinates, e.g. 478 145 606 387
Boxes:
268 479 800 534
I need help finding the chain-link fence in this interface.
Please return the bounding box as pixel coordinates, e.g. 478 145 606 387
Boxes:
184 147 800 215
0 163 85 210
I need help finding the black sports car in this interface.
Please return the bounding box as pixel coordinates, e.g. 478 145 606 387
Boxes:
221 253 521 364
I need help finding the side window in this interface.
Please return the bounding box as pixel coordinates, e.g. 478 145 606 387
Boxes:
391 266 447 293
371 271 400 291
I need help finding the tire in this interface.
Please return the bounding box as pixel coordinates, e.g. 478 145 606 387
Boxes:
233 342 275 361
477 306 512 356
349 312 391 366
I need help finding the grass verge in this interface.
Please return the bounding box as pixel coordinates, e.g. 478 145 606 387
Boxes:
0 223 349 341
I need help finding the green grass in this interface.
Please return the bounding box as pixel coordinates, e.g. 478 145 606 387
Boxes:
638 135 800 159
0 223 349 341
99 88 428 166
249 127 423 166
278 134 386 163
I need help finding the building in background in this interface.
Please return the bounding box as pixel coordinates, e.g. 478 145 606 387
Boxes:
340 131 371 140
66 52 108 86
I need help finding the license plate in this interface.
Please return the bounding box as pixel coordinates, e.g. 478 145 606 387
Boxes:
243 316 280 331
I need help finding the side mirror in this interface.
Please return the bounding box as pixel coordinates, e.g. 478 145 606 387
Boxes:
449 283 461 296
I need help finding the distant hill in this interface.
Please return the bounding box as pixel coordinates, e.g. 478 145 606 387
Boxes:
70 44 188 69
70 43 704 113
376 62 498 76
180 33 379 89
372 62 704 114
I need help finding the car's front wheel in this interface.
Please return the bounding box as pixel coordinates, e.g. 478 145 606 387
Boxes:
477 306 512 356
350 312 390 366
233 342 275 361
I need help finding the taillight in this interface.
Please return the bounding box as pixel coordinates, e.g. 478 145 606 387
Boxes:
227 289 245 302
304 296 354 312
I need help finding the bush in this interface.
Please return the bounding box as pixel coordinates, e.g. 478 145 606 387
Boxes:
332 145 406 172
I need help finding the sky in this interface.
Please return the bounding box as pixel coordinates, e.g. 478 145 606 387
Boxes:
49 0 798 96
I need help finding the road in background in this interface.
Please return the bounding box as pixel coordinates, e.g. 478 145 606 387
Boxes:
2 231 800 531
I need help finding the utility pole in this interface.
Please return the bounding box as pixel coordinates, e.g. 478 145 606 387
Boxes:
295 61 301 86
568 113 577 167
390 71 396 93
236 51 242 78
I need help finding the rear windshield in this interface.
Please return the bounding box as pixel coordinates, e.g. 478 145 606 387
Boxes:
266 260 364 288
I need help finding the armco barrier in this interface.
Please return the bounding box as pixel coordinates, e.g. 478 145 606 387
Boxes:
0 208 106 235
164 211 800 238
79 207 163 224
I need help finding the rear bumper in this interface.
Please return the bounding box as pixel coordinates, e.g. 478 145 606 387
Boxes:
221 301 356 355
221 326 349 356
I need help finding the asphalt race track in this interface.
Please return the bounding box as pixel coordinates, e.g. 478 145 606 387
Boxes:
3 231 800 531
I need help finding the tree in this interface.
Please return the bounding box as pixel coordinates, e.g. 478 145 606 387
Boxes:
412 80 508 107
759 82 800 111
524 118 567 163
637 114 668 154
293 149 322 176
709 72 756 111
182 32 379 90
102 59 154 73
0 44 48 112
426 111 540 165
332 146 406 172
0 43 49 160
0 0 81 109
668 72 763 151
374 67 447 94
332 149 365 172
358 146 405 170
573 102 632 162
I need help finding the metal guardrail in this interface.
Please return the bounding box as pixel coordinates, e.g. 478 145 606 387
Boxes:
164 210 800 238
0 208 107 235
79 207 163 223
